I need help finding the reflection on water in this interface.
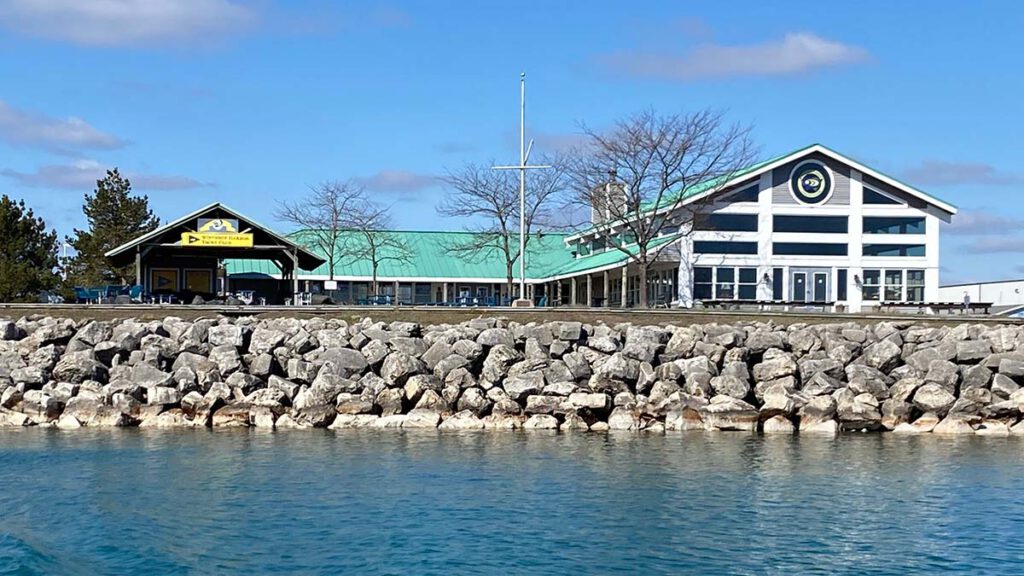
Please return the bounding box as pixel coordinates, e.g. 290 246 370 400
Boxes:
1 429 1022 575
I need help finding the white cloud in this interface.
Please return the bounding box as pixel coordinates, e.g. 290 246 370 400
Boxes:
601 32 869 81
945 209 1024 236
0 0 256 47
0 100 125 153
904 160 1022 186
353 170 438 197
1 159 211 190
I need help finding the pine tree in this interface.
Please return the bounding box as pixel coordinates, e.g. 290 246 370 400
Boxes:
0 196 59 302
66 169 160 286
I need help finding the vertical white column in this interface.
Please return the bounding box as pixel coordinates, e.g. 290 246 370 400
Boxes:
570 277 577 306
586 274 592 308
621 266 628 307
603 269 610 307
757 172 774 301
848 169 864 313
676 228 694 308
925 213 940 301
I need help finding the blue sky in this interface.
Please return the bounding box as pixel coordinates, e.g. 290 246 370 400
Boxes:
0 0 1021 284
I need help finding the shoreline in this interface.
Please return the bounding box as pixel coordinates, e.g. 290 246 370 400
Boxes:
1 314 1022 436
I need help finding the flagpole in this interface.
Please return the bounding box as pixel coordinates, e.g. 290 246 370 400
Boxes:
519 72 526 302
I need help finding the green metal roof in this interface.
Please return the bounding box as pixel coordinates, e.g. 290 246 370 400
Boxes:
225 230 578 281
532 234 679 280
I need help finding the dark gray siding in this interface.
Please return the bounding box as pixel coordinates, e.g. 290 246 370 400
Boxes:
771 152 851 206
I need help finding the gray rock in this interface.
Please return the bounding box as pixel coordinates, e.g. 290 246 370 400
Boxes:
699 395 758 431
863 340 901 372
912 383 956 415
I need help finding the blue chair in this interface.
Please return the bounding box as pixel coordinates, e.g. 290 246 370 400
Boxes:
484 296 496 307
128 285 144 303
537 295 548 307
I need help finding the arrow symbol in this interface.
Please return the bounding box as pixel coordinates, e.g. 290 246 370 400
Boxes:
187 234 199 244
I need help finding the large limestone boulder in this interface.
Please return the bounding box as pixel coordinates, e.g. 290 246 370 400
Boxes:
911 383 956 416
699 395 758 431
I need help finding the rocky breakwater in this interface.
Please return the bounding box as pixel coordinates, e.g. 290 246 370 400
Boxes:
1 315 1024 435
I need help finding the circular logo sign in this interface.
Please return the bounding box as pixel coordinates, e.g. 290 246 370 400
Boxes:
789 161 833 205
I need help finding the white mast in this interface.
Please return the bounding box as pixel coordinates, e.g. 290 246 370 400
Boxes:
493 72 549 305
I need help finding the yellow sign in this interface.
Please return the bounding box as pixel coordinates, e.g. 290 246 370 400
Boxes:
181 232 254 248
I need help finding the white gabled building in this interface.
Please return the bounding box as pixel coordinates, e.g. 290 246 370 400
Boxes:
548 144 957 312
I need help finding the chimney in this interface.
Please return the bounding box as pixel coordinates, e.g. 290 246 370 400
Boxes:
590 169 625 224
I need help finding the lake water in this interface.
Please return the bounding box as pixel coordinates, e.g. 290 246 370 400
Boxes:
1 429 1022 575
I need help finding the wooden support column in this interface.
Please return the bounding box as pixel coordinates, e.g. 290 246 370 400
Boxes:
442 282 448 303
556 280 562 305
570 277 577 306
291 249 299 303
134 247 142 288
621 266 627 308
394 280 400 304
603 270 609 307
586 274 593 308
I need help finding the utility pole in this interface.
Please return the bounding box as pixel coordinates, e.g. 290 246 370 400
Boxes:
493 72 550 306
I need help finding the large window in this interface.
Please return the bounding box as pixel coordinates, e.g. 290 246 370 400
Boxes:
773 242 848 256
907 270 925 302
837 269 848 301
694 267 712 300
863 244 925 257
694 266 758 301
738 268 758 300
693 213 758 232
884 270 903 301
864 187 902 205
863 217 925 235
773 215 848 234
591 236 608 253
577 241 591 256
694 241 758 254
728 185 759 203
715 267 735 299
772 268 783 300
862 270 880 301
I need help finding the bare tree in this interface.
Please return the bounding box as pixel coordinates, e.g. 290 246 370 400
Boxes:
568 110 755 308
438 154 568 297
274 181 363 281
345 197 414 297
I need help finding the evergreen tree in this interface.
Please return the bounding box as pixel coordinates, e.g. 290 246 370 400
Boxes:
0 196 59 302
66 169 160 286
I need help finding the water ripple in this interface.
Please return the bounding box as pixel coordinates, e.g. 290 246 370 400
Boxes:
1 430 1023 574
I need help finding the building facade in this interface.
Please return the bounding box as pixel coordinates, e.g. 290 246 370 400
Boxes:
218 144 956 311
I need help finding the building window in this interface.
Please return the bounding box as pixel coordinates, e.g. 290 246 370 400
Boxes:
694 267 712 300
864 187 902 205
694 213 758 232
738 268 757 300
837 269 848 301
621 230 637 245
863 244 925 257
577 241 591 257
773 242 848 256
862 270 880 301
694 241 758 255
728 185 759 202
773 215 848 234
863 217 925 235
715 267 735 299
884 270 903 301
907 270 925 302
772 268 783 300
414 283 432 304
591 236 608 253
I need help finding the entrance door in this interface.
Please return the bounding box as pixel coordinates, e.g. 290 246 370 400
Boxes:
813 272 828 302
792 273 806 303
